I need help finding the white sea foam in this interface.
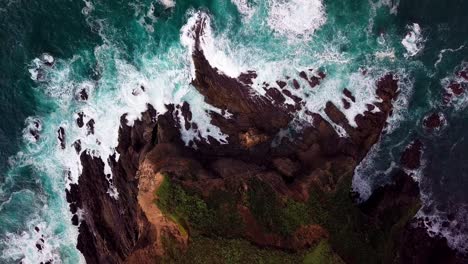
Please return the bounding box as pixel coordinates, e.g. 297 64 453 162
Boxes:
231 0 256 20
352 136 417 202
352 134 409 202
22 117 43 143
0 192 82 264
352 143 383 201
375 48 396 60
252 64 390 136
159 0 175 9
267 0 326 40
2 221 61 264
22 10 232 199
352 70 414 200
181 10 246 78
385 70 413 133
402 23 424 58
434 45 465 69
417 198 468 253
303 71 383 128
440 62 468 110
81 0 94 16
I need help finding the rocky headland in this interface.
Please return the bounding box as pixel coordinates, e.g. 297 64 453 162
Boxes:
65 16 467 264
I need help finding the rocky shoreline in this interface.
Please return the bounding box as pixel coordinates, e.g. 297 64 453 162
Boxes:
65 16 466 264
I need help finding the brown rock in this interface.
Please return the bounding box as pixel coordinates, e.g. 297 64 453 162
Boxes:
273 158 300 178
239 129 269 149
266 88 286 104
342 98 351 109
343 88 356 102
293 79 300 89
276 80 287 88
423 112 445 130
448 81 464 95
457 69 468 81
86 119 95 135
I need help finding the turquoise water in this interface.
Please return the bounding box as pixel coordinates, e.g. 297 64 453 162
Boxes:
0 0 467 262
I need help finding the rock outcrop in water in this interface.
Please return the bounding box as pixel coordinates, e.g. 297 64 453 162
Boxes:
66 15 466 264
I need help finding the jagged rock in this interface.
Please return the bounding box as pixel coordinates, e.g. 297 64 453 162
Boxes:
457 69 468 81
57 127 65 149
343 88 356 102
276 80 287 89
79 88 88 101
86 119 95 135
342 98 351 109
423 112 445 130
72 140 81 154
449 81 464 95
76 112 84 128
266 87 286 104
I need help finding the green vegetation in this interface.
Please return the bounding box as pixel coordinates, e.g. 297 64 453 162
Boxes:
156 174 244 237
156 172 421 264
311 176 383 263
165 236 305 264
306 174 421 263
247 178 310 236
303 241 344 264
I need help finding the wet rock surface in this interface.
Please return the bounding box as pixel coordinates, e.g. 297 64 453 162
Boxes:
401 139 423 170
66 108 159 264
423 112 446 130
57 127 66 149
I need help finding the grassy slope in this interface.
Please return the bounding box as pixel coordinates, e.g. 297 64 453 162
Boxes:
155 173 419 264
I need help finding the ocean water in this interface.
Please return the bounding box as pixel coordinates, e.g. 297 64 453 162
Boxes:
0 0 467 262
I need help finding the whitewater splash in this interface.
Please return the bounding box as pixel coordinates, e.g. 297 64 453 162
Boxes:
267 0 326 40
402 23 424 58
181 10 246 79
231 0 256 20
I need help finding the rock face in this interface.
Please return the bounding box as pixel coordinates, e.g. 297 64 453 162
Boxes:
66 107 188 263
401 139 423 170
399 220 466 264
66 109 156 263
67 15 464 264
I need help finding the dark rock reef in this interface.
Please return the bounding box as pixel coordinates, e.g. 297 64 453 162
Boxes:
66 15 466 264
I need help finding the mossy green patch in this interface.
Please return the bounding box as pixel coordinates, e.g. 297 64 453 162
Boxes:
303 240 344 264
306 173 421 264
247 178 310 236
157 171 420 264
166 235 305 264
155 174 244 237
